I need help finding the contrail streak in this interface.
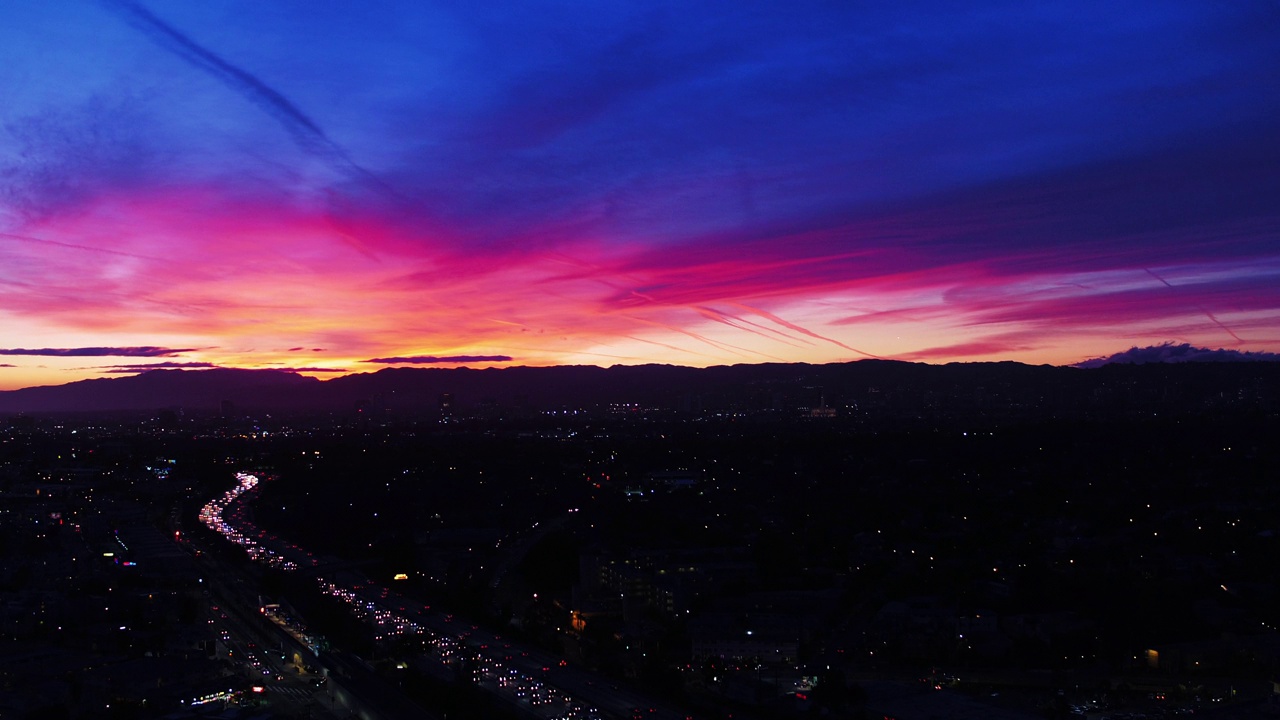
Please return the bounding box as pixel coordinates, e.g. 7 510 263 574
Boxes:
1143 267 1174 288
623 335 714 359
1145 267 1243 344
104 0 394 197
1 231 165 261
625 315 787 361
693 306 808 348
732 302 881 358
1203 310 1244 343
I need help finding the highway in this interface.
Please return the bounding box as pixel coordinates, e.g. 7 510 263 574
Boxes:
198 472 700 720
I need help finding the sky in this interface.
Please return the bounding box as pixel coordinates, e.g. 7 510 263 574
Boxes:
1 1 1278 390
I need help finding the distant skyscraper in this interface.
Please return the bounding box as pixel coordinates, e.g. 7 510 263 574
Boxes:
438 392 454 420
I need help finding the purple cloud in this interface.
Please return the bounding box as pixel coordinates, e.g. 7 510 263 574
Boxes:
98 361 219 373
0 346 197 357
362 355 513 364
1074 342 1280 368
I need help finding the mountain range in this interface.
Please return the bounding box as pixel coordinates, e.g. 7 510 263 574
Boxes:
2 356 1278 416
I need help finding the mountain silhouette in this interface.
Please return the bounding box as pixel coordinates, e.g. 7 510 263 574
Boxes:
1 359 1277 416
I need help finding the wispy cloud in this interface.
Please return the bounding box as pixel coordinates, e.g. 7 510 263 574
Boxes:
0 95 160 224
898 339 1037 362
0 231 161 262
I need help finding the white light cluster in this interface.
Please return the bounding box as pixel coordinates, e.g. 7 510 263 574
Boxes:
199 472 627 720
198 472 311 571
315 579 426 642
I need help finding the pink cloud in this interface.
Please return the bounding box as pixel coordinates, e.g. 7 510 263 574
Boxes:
2 119 1277 382
898 339 1037 361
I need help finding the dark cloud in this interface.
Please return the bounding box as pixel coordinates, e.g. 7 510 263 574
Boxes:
0 346 196 357
362 355 513 364
100 362 345 374
1074 342 1280 368
100 361 219 373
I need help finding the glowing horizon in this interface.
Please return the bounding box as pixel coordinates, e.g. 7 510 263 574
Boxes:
2 2 1277 392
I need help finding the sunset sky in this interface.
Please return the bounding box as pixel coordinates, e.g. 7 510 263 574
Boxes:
2 1 1278 390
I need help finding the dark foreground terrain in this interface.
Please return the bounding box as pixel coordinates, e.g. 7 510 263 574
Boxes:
2 361 1279 718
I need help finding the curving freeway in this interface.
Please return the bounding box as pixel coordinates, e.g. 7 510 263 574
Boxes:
199 472 699 720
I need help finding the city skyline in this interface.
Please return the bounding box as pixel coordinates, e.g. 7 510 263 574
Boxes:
2 1 1278 391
